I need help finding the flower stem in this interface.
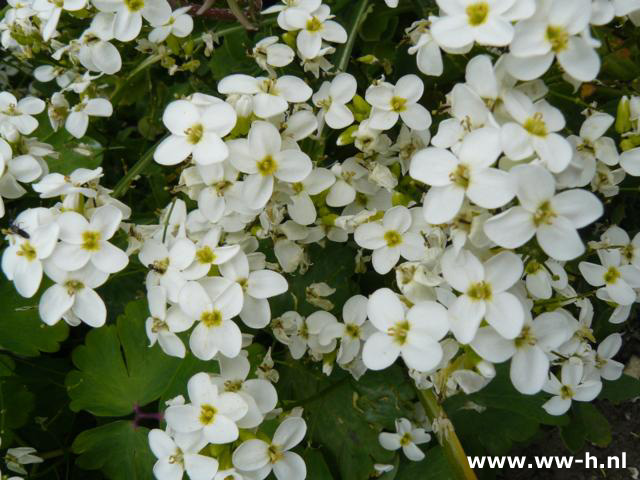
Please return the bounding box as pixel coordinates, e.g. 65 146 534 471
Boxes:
416 388 478 480
335 0 371 72
111 135 167 199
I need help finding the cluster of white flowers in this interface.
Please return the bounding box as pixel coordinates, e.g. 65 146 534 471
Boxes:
3 0 640 477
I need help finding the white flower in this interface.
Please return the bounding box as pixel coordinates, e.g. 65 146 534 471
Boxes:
471 311 574 394
312 73 357 130
220 252 288 329
592 333 624 381
66 98 113 139
431 0 534 49
2 220 58 297
218 74 312 119
365 74 431 131
262 0 321 28
252 36 295 73
0 92 45 141
210 354 278 428
228 120 312 209
406 20 443 77
542 358 602 415
579 250 640 306
282 4 347 59
179 278 244 360
145 286 193 358
51 205 128 274
619 145 640 176
484 164 603 260
354 206 425 274
148 428 216 480
326 157 372 207
232 417 307 480
379 417 431 462
506 0 600 82
33 167 103 199
500 89 572 172
139 238 195 302
442 248 524 344
39 263 109 327
285 167 335 225
149 6 193 43
5 447 42 475
318 294 373 365
165 372 248 444
78 13 123 75
362 288 449 372
182 227 241 280
154 98 237 166
32 0 87 41
524 259 567 299
410 127 514 224
93 0 171 42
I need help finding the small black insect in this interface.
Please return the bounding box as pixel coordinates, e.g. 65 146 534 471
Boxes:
2 220 30 239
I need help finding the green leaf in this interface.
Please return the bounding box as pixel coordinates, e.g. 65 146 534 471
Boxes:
396 446 458 480
72 421 154 480
0 362 35 445
270 242 359 318
600 374 640 404
444 365 568 457
0 279 69 357
66 300 211 417
561 403 612 452
445 365 569 427
45 130 104 174
304 449 334 480
278 363 412 480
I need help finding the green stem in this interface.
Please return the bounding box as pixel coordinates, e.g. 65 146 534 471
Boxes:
227 0 256 30
416 388 478 480
111 54 163 102
335 0 370 72
39 449 65 460
111 135 167 199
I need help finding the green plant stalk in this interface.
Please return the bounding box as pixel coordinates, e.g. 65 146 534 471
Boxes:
416 388 478 480
111 135 166 199
335 0 370 72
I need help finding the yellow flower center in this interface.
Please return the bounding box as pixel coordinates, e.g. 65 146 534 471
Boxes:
82 231 101 251
514 325 536 348
306 16 323 32
449 163 470 189
533 200 555 226
345 323 360 339
196 246 216 264
151 317 168 333
199 404 217 425
384 230 403 247
124 0 144 11
467 281 492 301
604 266 620 284
224 379 243 392
466 2 489 26
524 113 548 137
292 182 304 194
257 155 278 176
399 432 412 446
201 310 223 327
560 385 573 399
388 319 410 345
546 25 569 53
185 124 203 144
390 96 407 113
17 241 37 261
525 259 542 275
64 279 84 295
268 444 284 463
